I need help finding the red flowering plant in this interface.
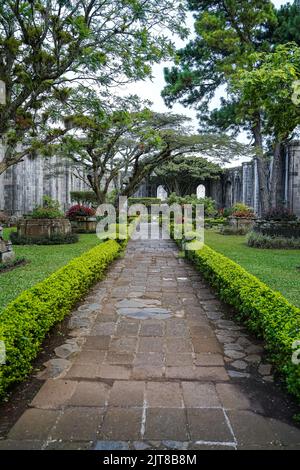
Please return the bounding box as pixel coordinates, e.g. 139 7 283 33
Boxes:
66 205 96 220
231 203 254 218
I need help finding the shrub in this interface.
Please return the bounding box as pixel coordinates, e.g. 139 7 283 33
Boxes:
205 217 227 228
231 202 254 218
263 206 298 222
247 231 300 249
185 245 300 401
10 232 79 245
66 204 96 220
221 207 233 218
30 196 63 219
166 193 217 217
0 239 121 398
128 197 161 207
70 191 98 206
232 210 255 218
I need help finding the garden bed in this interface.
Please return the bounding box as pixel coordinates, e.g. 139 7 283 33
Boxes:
0 239 122 397
0 257 28 274
254 220 300 239
204 230 300 308
0 231 103 313
185 243 300 401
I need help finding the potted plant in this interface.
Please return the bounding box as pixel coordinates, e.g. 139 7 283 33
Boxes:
254 207 300 238
11 196 77 244
66 204 97 233
221 203 256 235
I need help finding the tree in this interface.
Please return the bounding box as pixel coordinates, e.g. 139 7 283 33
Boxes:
0 0 187 175
54 90 248 205
231 44 300 207
162 0 277 109
162 0 300 213
150 155 222 196
266 0 300 46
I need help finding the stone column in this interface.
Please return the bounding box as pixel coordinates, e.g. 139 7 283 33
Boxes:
253 159 261 216
287 140 300 217
242 162 254 208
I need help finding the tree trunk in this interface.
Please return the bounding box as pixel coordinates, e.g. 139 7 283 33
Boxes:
0 161 9 175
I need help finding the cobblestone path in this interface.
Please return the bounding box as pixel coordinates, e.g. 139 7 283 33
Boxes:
1 239 300 450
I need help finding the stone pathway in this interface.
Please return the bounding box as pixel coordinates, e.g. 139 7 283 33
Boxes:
1 238 300 450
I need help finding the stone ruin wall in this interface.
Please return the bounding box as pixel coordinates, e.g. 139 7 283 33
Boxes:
214 141 300 217
0 145 89 217
0 141 300 218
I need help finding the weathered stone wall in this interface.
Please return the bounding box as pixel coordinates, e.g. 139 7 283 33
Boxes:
1 141 300 218
0 150 89 217
209 141 300 217
137 141 300 218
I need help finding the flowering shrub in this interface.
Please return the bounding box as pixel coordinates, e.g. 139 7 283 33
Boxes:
231 202 254 218
66 204 96 220
232 210 255 218
263 207 297 221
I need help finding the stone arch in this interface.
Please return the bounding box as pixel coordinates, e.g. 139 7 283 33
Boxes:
196 184 206 199
157 185 168 201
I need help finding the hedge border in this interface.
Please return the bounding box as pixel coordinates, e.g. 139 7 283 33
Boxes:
186 244 300 401
0 239 121 397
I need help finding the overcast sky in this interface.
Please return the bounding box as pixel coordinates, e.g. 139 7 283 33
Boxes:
120 0 290 167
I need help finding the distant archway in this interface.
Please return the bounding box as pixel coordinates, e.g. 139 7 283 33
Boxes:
196 184 206 199
157 185 168 201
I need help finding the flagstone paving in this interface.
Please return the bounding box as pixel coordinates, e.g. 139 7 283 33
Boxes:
1 238 300 450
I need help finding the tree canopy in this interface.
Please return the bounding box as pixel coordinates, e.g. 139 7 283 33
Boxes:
162 0 300 213
0 0 187 175
51 89 248 204
151 155 223 196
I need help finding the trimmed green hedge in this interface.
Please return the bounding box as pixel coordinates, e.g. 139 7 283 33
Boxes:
0 239 121 398
186 245 300 401
10 231 79 245
128 197 161 207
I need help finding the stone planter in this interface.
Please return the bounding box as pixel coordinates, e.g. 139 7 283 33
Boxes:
228 216 256 231
253 220 300 239
0 239 15 263
70 216 97 233
18 218 72 239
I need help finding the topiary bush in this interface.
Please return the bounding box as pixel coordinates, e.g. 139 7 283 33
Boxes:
186 245 300 401
0 239 121 398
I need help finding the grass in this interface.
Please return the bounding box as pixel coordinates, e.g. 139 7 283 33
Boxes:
0 228 102 313
204 230 300 308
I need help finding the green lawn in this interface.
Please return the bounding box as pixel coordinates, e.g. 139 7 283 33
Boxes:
204 230 300 308
0 229 102 313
